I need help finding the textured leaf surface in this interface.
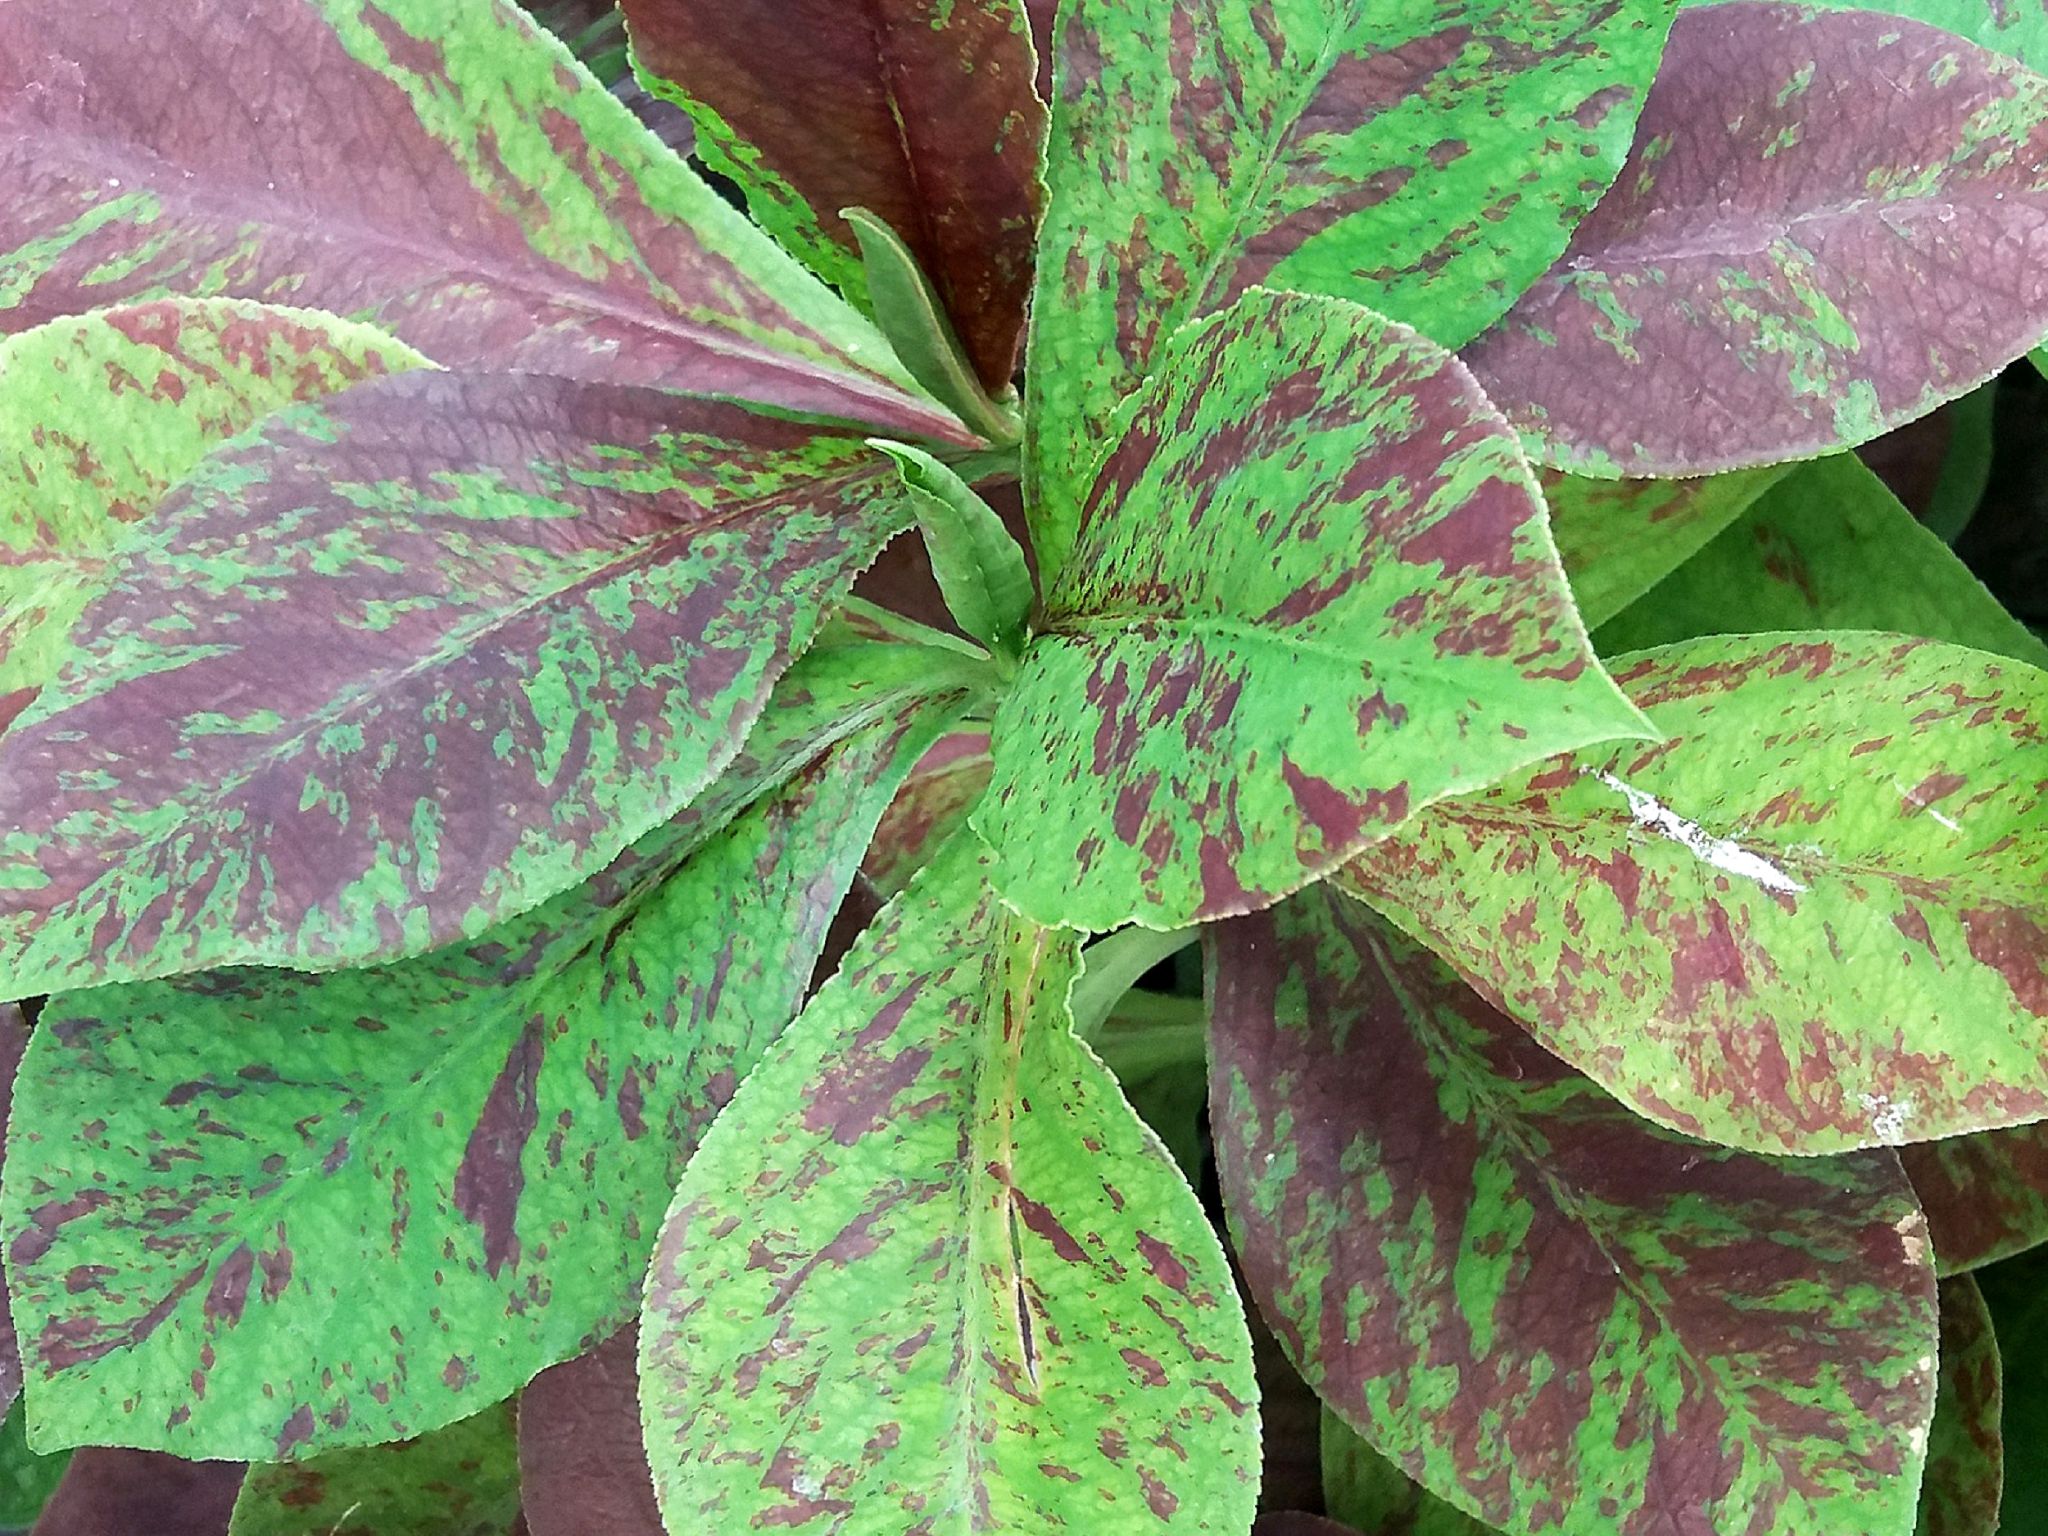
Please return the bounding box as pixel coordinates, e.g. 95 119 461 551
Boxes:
1916 1277 2001 1536
0 300 426 730
1209 890 1939 1535
229 1403 519 1536
1322 1411 1495 1536
1542 464 1791 631
1683 0 2048 74
29 1449 241 1536
0 0 963 441
1341 633 2048 1154
981 290 1647 931
0 374 914 995
640 837 1260 1534
1467 3 2048 476
3 643 963 1458
519 1329 663 1536
624 0 1045 392
1903 1126 2048 1276
862 729 992 895
1026 0 1677 555
1595 453 2048 669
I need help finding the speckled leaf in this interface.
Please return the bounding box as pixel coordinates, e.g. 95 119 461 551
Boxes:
0 373 918 996
1682 0 2048 75
640 836 1260 1534
228 1403 519 1536
1466 3 2048 477
1026 0 1678 558
1210 889 1939 1535
0 300 427 732
979 289 1649 932
1542 464 1792 631
1 641 968 1458
1903 1126 2048 1275
1594 453 2048 669
623 0 1045 393
861 728 992 895
1341 633 2048 1154
0 0 963 442
1322 1411 1497 1536
1916 1276 2001 1536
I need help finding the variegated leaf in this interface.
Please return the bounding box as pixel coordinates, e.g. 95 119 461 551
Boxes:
1682 0 2048 74
229 1403 519 1536
861 728 992 895
1904 1127 2048 1276
0 300 428 732
0 0 964 442
1466 3 2048 476
1917 1276 2001 1536
3 640 967 1458
980 289 1648 932
1322 1409 1497 1536
1026 0 1678 561
1210 889 1939 1535
640 837 1260 1534
1341 633 2048 1154
623 0 1045 392
0 374 917 995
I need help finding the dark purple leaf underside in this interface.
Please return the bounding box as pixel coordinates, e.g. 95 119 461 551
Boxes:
0 0 963 442
518 1329 663 1536
1466 3 2048 475
1918 1277 2002 1536
0 372 911 993
1904 1126 2048 1276
31 1449 242 1536
1209 890 1938 1534
623 0 1046 391
0 1004 22 1418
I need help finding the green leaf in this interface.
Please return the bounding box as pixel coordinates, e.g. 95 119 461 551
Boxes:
1340 633 2048 1154
862 728 992 896
1321 1411 1497 1536
229 1403 520 1536
1026 0 1679 563
979 289 1650 932
870 441 1033 661
1594 453 2048 670
0 1402 66 1532
639 836 1260 1534
1541 464 1794 632
1920 385 1997 546
2 639 967 1458
0 300 428 730
1903 1125 2048 1276
0 0 961 442
0 374 915 996
1209 889 1939 1535
1916 1276 2002 1536
1465 5 2048 477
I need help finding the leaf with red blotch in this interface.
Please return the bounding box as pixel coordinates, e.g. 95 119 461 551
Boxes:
229 1403 520 1536
1 637 969 1460
977 288 1649 933
623 0 1046 393
1339 632 2048 1155
861 728 992 895
518 1330 663 1536
1465 3 2048 477
1209 889 1939 1536
0 373 929 996
0 0 963 444
1916 1276 2002 1536
639 835 1260 1534
0 300 429 735
1905 1126 2048 1276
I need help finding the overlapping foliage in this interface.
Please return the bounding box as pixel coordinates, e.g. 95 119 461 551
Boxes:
0 0 2044 1532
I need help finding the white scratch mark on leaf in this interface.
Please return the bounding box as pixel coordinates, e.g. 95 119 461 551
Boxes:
1895 776 1962 831
1591 772 1807 894
1864 1092 1913 1147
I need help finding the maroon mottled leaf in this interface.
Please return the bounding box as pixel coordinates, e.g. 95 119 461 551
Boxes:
0 373 916 993
1466 3 2048 476
1210 889 1939 1534
623 0 1046 391
1918 1276 2002 1536
30 1450 241 1536
0 0 962 443
1905 1126 2048 1276
860 728 992 894
0 1004 22 1419
518 1330 662 1536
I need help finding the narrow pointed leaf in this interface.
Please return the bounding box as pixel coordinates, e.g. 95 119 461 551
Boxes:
0 0 960 442
0 300 427 730
1340 633 2048 1154
1543 463 1792 631
228 1403 519 1536
1595 453 2048 669
1916 1277 2001 1536
1210 889 1939 1536
640 838 1260 1534
518 1330 663 1536
979 289 1649 932
0 373 915 995
1903 1127 2048 1275
2 645 964 1458
622 0 1046 392
872 442 1033 660
1466 3 2048 477
1026 0 1679 559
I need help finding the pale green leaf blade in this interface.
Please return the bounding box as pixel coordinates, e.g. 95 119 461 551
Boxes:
871 441 1033 660
229 1404 519 1536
